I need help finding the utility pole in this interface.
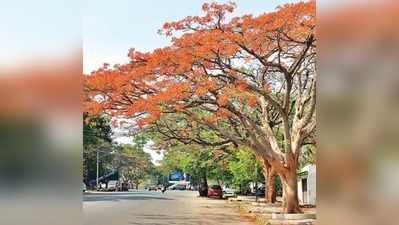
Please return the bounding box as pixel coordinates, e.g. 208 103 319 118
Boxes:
96 151 99 188
95 149 129 190
255 163 258 202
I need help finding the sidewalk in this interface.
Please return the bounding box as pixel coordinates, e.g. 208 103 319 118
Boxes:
228 196 316 225
190 195 256 225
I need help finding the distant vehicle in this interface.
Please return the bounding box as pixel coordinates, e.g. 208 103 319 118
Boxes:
176 184 187 190
147 185 158 191
97 183 107 191
256 186 265 197
222 187 236 198
107 180 118 191
186 185 194 191
169 184 186 190
208 185 223 198
82 182 87 192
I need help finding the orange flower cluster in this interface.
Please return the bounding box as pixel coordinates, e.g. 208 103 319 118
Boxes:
84 1 315 128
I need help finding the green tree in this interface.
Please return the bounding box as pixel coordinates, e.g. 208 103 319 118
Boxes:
228 146 262 194
148 164 168 186
83 113 113 186
299 144 316 168
117 139 152 189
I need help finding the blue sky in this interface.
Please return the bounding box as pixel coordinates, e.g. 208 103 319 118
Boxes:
0 0 297 71
0 0 80 68
83 0 296 73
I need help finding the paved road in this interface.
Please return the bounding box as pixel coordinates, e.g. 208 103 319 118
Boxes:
83 190 254 225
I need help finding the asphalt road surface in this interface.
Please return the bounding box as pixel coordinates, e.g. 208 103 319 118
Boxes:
83 190 254 225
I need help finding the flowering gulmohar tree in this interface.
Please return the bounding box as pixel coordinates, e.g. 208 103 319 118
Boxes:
84 1 316 213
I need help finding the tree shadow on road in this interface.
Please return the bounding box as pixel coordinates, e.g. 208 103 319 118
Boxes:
83 192 173 202
128 210 253 225
129 215 202 225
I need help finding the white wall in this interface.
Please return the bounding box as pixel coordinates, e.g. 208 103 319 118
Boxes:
307 165 316 205
297 164 316 205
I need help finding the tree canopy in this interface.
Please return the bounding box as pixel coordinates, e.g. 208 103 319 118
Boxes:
84 1 316 213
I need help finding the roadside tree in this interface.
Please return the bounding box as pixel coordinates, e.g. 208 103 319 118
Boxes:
84 1 315 213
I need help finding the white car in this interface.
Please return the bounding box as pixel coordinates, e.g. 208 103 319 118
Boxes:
223 187 237 198
82 182 87 192
98 183 107 191
107 180 118 191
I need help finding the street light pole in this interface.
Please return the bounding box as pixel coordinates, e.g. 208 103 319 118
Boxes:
96 151 99 188
255 163 258 202
95 149 121 189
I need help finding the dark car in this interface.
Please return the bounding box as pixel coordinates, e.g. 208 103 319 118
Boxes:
147 185 157 191
207 185 223 198
257 186 265 197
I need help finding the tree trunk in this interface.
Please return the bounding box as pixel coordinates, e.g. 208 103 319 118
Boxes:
198 172 208 197
266 167 277 203
261 158 277 203
279 170 302 213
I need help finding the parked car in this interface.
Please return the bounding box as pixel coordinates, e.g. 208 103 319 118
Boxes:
256 186 265 197
169 184 186 190
222 187 236 198
82 182 87 192
107 180 118 191
176 184 187 190
186 185 194 191
208 185 223 198
97 182 107 191
147 185 158 191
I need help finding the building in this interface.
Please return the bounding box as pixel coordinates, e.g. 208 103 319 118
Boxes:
169 170 190 184
297 164 316 205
